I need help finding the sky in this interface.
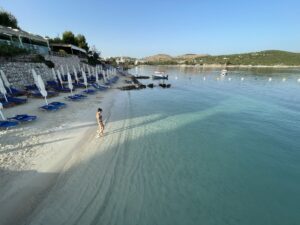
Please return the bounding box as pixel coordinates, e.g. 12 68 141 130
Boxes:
1 0 300 58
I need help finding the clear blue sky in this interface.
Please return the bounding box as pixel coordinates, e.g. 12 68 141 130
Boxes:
1 0 300 58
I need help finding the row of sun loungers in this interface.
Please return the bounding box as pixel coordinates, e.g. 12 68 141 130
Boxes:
0 75 120 129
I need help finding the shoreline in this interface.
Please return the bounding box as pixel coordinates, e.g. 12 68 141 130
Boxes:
0 80 122 225
142 64 300 69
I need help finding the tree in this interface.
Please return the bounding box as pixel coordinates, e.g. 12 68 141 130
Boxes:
0 9 19 29
48 36 62 44
76 34 89 51
62 31 77 45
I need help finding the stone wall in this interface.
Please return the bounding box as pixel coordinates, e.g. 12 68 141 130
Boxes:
0 55 87 89
0 62 52 88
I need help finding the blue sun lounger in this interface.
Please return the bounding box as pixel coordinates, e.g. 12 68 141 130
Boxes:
82 89 96 94
0 120 19 128
53 86 72 93
92 83 108 91
49 102 66 108
29 90 59 98
7 97 27 105
65 95 82 101
8 114 37 122
5 87 27 96
73 82 86 88
39 104 60 111
25 84 38 91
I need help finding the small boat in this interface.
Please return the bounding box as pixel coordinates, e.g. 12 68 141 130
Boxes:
221 69 227 76
152 72 168 80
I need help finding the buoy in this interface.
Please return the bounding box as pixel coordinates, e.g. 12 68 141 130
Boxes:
282 78 286 82
241 77 244 81
228 77 232 81
297 78 300 83
203 76 206 81
268 77 272 82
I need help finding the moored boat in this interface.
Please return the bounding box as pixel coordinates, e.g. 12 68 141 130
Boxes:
152 71 168 80
221 69 227 76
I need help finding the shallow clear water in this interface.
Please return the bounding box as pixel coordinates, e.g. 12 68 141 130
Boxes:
29 66 300 225
109 66 300 225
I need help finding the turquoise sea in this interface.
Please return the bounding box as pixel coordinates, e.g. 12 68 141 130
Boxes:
109 66 300 225
28 66 300 225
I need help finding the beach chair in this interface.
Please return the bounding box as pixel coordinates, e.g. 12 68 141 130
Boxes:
29 90 59 98
7 96 27 105
0 120 19 128
25 84 38 91
74 94 87 98
47 80 59 87
73 82 86 88
92 83 108 91
52 85 72 93
5 87 27 97
65 95 82 101
82 89 96 95
49 102 66 108
39 104 60 111
8 114 37 122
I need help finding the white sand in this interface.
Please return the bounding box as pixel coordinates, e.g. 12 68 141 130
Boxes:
0 79 124 225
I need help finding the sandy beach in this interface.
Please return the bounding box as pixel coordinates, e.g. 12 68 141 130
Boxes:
0 80 123 225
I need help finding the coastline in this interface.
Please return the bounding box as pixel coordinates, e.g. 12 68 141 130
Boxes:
0 82 122 225
145 64 300 69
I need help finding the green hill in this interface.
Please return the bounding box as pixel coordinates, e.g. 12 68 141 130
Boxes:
197 50 300 66
143 50 300 66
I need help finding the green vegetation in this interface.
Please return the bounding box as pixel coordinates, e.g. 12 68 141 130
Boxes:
0 45 28 57
0 9 19 29
143 50 300 66
48 31 89 51
197 50 300 66
144 60 178 65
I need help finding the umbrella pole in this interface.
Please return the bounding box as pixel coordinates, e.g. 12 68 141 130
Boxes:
9 87 12 94
45 97 48 105
4 94 8 102
0 110 5 120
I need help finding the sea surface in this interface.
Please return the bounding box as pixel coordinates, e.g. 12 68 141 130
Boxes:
29 66 300 225
111 66 300 225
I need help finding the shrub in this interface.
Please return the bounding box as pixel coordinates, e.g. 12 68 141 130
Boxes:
0 44 28 57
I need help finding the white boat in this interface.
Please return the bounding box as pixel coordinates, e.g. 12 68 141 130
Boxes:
221 69 227 76
152 71 168 80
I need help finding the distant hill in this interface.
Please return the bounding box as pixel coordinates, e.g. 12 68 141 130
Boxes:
142 50 300 66
175 54 209 60
143 54 173 62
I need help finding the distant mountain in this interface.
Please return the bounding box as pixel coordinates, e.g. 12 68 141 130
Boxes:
142 50 300 66
175 54 209 60
143 54 173 62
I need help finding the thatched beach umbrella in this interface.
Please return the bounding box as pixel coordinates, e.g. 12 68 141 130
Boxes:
0 70 12 94
37 75 48 105
60 65 65 76
51 68 57 82
67 72 73 95
81 68 88 90
88 66 91 78
0 77 8 102
0 102 5 120
31 68 38 84
73 65 79 83
95 67 99 84
56 70 64 87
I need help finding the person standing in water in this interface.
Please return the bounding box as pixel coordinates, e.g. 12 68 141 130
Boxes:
96 108 105 137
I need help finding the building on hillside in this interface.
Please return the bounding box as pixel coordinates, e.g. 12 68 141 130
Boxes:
0 25 50 55
50 44 87 58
